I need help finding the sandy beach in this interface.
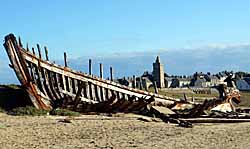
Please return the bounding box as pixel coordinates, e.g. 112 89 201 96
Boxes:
0 113 250 149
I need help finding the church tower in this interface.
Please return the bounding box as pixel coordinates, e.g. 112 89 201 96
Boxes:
153 56 165 88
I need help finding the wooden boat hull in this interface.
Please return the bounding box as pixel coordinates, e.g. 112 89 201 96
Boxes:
3 34 179 112
4 34 241 120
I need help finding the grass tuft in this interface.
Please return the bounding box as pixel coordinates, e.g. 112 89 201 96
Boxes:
9 106 49 116
50 108 80 116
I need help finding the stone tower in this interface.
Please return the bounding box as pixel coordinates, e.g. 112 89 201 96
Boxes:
153 56 165 88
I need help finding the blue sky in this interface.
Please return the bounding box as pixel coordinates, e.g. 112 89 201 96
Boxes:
1 1 250 83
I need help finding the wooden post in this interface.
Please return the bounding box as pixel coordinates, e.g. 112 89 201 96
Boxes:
32 47 35 55
18 36 23 47
89 59 92 75
153 81 158 94
110 66 113 81
100 63 103 79
26 43 29 52
44 46 49 61
37 44 42 59
64 52 67 67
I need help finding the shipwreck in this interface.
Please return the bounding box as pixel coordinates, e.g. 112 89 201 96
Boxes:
3 34 244 127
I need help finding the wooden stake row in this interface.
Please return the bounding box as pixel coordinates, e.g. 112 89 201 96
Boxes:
23 40 115 81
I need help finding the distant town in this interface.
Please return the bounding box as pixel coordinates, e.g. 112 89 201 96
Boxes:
116 56 250 91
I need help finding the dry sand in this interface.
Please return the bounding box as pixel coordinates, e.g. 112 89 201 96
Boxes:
0 113 250 149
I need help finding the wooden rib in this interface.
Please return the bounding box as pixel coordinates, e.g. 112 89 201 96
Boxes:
26 61 35 83
32 47 35 55
100 63 103 79
110 66 113 81
83 81 89 99
41 68 57 100
73 79 78 94
18 36 23 47
46 69 61 100
61 74 67 91
55 73 62 90
65 76 70 92
99 86 105 102
116 91 120 100
88 82 94 101
95 85 100 102
119 95 136 112
37 44 42 59
130 97 150 112
105 88 111 100
59 89 97 103
44 46 49 61
64 52 67 67
52 72 63 99
100 93 117 112
68 77 73 93
89 59 92 75
73 82 84 110
33 62 49 97
26 43 29 52
91 83 96 101
111 97 126 112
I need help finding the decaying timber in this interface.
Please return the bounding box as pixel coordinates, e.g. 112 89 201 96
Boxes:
3 34 178 111
3 34 242 127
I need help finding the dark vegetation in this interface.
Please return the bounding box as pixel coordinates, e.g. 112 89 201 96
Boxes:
0 84 80 116
0 84 32 111
50 108 80 116
9 106 48 116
